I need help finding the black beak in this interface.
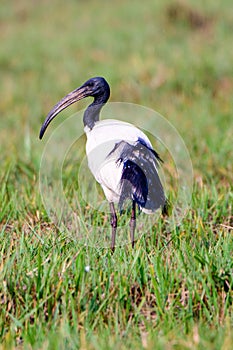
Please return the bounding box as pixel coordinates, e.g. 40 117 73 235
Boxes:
39 85 90 139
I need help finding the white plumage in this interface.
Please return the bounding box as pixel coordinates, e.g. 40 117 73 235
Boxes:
85 119 153 206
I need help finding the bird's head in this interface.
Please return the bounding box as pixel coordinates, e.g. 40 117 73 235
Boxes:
39 76 110 139
81 77 110 98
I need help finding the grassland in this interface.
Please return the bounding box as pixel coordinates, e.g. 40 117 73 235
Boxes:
0 0 233 349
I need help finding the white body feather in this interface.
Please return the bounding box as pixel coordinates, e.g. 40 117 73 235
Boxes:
85 119 157 210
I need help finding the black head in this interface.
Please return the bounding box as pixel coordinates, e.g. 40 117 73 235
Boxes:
39 77 110 139
81 77 110 100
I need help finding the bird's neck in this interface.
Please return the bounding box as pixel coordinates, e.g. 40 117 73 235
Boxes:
83 102 103 130
83 87 110 130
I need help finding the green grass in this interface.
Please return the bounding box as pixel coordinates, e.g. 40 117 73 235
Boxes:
0 0 233 348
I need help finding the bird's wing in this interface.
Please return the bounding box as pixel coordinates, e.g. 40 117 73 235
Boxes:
107 139 166 213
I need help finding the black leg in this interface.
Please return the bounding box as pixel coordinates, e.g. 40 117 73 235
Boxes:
109 202 117 252
130 200 136 248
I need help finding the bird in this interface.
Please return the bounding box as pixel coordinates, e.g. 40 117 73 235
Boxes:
39 77 167 251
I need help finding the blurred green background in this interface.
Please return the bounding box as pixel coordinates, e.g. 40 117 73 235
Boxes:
1 0 232 178
0 0 232 348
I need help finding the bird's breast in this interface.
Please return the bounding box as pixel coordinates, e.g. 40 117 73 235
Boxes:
84 119 156 204
85 119 152 154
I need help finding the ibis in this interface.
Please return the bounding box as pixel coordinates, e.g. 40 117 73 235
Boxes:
39 77 167 251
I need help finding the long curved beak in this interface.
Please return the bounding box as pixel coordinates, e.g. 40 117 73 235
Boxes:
39 85 89 139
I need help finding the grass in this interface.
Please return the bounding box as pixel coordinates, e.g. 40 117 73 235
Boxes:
0 0 233 348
